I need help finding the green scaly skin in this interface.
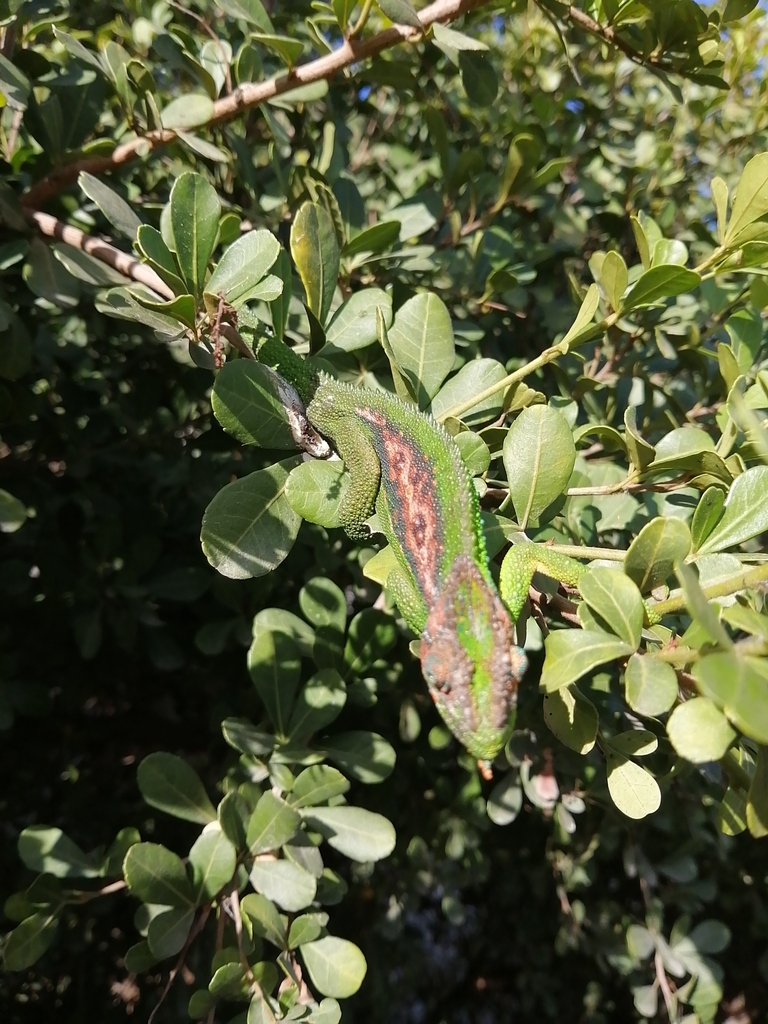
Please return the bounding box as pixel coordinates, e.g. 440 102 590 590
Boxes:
252 334 528 769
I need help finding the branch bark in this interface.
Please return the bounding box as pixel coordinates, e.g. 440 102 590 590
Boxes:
23 0 491 208
25 208 174 298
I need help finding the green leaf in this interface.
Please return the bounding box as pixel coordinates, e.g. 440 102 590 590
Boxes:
747 745 768 838
0 53 30 111
24 238 80 308
79 172 142 239
247 791 301 854
694 652 768 744
300 806 395 862
285 461 349 529
53 244 132 288
209 961 251 1000
651 239 688 268
667 697 736 763
290 766 350 808
189 990 216 1019
323 731 396 783
725 153 768 245
0 317 32 381
503 406 576 528
134 225 185 293
605 753 661 819
161 93 215 130
486 771 523 825
137 752 216 824
375 0 421 27
147 906 194 959
323 288 392 352
251 33 304 65
341 221 400 260
675 560 733 649
579 567 643 648
222 718 275 757
188 827 237 901
299 578 347 631
600 250 628 311
3 913 58 971
169 172 221 299
697 467 768 554
432 22 488 52
201 459 302 580
247 993 278 1024
691 487 726 552
606 730 658 757
459 51 498 106
561 284 600 346
288 670 347 745
430 358 508 426
625 654 678 716
623 264 701 309
624 517 691 592
18 826 99 879
250 860 317 912
124 940 159 973
216 0 273 30
291 202 339 325
541 629 634 692
248 626 302 737
300 936 367 998
212 361 296 450
344 609 397 675
542 686 598 754
241 893 288 949
288 911 328 949
123 843 195 906
386 292 455 407
205 230 281 308
137 292 197 330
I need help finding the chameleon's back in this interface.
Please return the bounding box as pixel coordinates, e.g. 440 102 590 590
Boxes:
308 374 489 611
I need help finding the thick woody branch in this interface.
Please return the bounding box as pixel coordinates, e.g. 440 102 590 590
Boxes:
23 0 491 208
25 208 174 298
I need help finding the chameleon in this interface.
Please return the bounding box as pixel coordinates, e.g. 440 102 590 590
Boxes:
249 333 530 775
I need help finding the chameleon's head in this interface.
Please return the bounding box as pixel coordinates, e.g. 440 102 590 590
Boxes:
419 554 527 765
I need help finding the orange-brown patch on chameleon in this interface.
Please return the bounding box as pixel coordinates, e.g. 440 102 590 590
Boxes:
356 407 445 604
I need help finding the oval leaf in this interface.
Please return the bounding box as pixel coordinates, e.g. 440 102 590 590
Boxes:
503 406 576 528
300 806 396 862
666 697 736 763
300 936 367 998
606 753 661 819
137 752 216 824
201 459 302 579
387 292 455 407
697 467 768 554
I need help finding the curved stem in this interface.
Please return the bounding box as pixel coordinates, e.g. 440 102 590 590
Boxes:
649 562 768 619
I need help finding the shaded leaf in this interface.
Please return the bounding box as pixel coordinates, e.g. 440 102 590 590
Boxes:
137 752 216 824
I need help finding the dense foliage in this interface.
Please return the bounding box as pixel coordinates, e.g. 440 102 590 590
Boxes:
2 0 768 1022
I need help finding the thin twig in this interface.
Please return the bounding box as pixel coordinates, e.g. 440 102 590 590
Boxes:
24 209 173 298
148 903 212 1024
23 0 491 207
75 879 127 903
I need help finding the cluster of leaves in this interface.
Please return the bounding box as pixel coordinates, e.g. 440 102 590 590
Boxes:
3 0 768 1022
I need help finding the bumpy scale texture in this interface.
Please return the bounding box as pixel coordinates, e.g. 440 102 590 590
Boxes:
306 373 528 764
